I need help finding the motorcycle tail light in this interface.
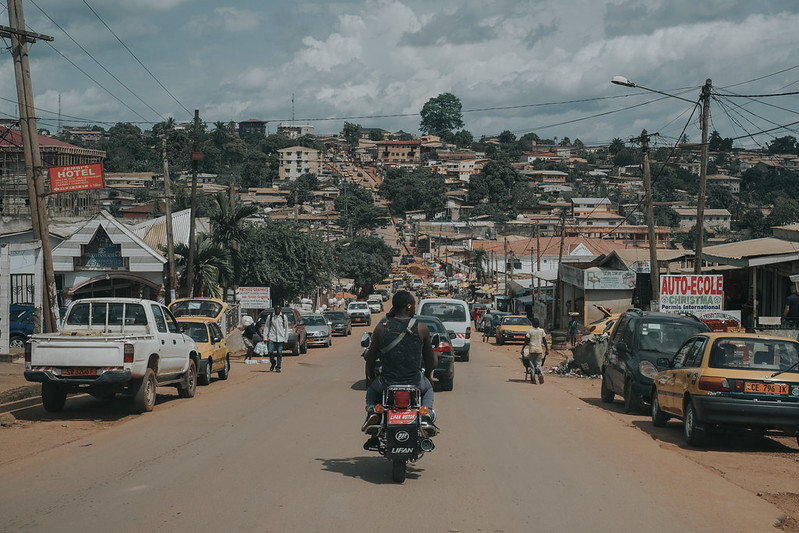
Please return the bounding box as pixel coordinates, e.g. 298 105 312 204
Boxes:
699 376 730 392
465 326 471 339
394 390 411 408
123 343 134 364
374 404 385 414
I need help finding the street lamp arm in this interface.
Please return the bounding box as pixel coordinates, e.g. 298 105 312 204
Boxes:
611 76 699 105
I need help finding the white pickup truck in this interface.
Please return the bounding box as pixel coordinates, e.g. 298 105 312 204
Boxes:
24 298 199 413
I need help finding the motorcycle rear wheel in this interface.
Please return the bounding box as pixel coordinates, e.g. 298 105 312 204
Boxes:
392 458 407 483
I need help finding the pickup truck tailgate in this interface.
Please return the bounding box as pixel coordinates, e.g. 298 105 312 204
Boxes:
31 337 128 367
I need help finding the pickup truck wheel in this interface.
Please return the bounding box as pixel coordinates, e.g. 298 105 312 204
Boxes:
133 369 157 413
218 356 230 380
178 360 197 398
42 382 66 412
199 358 212 386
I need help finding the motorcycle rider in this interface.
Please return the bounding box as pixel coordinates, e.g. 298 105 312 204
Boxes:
363 290 437 444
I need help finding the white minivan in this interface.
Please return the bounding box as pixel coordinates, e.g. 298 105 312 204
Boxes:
417 298 471 361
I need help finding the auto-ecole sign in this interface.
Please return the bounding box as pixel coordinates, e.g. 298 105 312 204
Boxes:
659 274 723 313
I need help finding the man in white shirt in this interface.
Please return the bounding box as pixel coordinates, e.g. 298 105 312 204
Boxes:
521 317 549 384
262 305 290 372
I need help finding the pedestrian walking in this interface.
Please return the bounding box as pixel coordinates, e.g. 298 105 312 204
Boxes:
521 317 549 384
241 315 261 362
481 308 493 342
261 305 290 372
569 316 579 346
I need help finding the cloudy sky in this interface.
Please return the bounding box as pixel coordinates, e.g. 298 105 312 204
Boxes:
2 0 798 149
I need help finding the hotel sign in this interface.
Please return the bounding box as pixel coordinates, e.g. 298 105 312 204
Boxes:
49 163 105 193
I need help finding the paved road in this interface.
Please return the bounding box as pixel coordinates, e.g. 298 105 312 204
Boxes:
0 322 785 532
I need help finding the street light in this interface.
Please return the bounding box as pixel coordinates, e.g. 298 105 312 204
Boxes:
612 75 713 281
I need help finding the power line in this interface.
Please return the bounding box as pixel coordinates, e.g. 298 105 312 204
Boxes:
29 0 164 122
82 0 192 118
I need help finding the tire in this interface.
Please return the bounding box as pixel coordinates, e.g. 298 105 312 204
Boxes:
199 358 213 386
300 337 308 354
651 391 669 427
132 368 157 413
623 378 643 413
41 382 66 412
217 356 230 380
178 360 197 398
292 340 300 356
496 335 503 346
392 458 407 483
600 371 615 403
460 350 470 362
439 375 454 391
683 399 706 446
9 335 27 349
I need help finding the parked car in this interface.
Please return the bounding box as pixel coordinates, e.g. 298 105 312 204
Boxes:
169 297 229 332
601 309 710 413
258 308 307 355
367 295 384 313
347 301 372 326
495 315 532 345
489 311 511 336
651 332 799 446
417 298 472 361
303 313 333 348
323 310 351 336
8 304 35 349
414 315 455 391
409 278 424 290
177 316 230 385
585 304 619 336
400 254 415 265
375 288 391 302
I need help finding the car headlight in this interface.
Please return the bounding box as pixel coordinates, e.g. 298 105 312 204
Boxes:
639 360 658 379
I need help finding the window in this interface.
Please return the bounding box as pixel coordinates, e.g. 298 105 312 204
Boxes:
163 307 180 333
150 304 167 333
683 338 706 367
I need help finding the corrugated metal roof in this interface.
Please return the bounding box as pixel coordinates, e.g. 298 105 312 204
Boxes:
702 238 799 260
607 248 689 268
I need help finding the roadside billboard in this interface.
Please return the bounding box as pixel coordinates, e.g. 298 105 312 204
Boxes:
659 274 723 314
49 163 105 193
237 286 271 309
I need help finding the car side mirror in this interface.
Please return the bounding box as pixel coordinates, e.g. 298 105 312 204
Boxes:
431 333 441 349
360 332 372 348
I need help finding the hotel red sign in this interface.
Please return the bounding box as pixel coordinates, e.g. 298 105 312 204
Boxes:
49 163 105 193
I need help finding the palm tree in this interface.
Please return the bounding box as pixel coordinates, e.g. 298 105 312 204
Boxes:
470 248 489 284
209 192 258 287
175 233 233 298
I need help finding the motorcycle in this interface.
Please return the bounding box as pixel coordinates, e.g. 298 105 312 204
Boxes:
360 332 439 483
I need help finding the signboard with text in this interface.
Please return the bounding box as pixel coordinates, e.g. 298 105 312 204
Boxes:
659 274 723 314
237 287 271 309
49 163 105 193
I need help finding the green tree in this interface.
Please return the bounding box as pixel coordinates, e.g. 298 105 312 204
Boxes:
767 135 798 155
237 221 332 304
470 248 489 284
334 236 393 297
654 205 680 227
609 137 626 155
175 233 233 298
419 93 464 137
209 192 259 288
335 185 390 235
454 129 473 148
613 148 638 167
708 130 733 152
343 122 362 147
368 129 384 141
285 173 320 206
378 167 445 217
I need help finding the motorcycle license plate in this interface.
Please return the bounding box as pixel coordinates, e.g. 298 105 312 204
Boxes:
388 409 418 425
61 367 97 377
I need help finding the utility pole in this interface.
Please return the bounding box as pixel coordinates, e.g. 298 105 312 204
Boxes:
639 129 659 308
535 223 541 301
186 109 201 297
554 209 566 330
694 79 712 274
3 1 58 332
161 138 177 303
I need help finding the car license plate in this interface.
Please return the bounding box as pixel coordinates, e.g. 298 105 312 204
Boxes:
61 367 96 377
744 382 788 395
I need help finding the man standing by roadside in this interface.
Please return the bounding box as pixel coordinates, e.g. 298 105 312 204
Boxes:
784 285 799 328
521 317 549 384
262 305 289 372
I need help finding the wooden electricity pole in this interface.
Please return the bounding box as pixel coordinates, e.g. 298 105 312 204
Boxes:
694 79 712 274
640 130 659 308
554 209 567 330
3 0 58 332
161 138 177 303
185 109 201 297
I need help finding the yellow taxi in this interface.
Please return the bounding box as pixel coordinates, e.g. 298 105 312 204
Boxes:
495 315 532 345
651 332 799 446
584 304 619 336
176 316 230 385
